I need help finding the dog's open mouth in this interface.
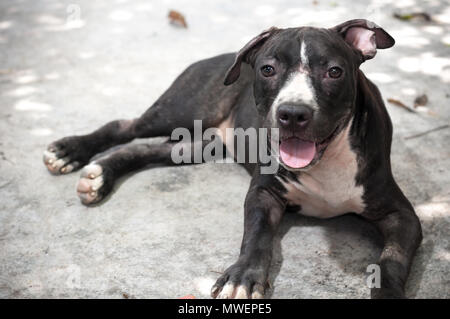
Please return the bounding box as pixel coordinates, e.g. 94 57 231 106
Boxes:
278 125 341 169
279 138 316 168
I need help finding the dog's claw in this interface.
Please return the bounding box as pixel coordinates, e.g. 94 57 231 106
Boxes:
215 283 254 299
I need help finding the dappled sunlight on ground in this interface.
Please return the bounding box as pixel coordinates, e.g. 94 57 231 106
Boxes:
14 99 53 112
398 53 450 80
417 195 450 221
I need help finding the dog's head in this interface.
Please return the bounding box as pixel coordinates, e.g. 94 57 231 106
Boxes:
224 19 394 171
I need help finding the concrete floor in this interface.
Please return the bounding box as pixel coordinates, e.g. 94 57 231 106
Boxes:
0 0 449 298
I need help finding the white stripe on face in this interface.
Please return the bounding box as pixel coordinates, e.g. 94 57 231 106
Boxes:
300 39 309 67
271 41 318 121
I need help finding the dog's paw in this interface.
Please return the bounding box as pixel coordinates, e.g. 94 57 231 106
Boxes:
76 163 113 205
43 136 90 175
211 261 266 299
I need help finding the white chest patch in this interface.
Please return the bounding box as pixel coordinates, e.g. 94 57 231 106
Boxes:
277 122 365 218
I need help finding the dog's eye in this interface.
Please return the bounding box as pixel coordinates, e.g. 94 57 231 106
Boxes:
261 65 275 77
328 67 342 79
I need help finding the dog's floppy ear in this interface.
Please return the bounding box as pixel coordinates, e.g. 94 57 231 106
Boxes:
331 19 395 61
224 27 279 85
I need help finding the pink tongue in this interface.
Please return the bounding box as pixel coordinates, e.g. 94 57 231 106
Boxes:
280 138 316 168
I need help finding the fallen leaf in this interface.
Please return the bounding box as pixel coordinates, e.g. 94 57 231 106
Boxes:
168 10 188 28
387 98 416 113
393 12 432 22
414 94 428 107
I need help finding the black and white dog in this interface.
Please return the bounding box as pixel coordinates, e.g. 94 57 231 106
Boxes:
43 19 422 299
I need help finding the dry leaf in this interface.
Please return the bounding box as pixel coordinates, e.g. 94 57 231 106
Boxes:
393 12 432 22
414 94 428 107
387 98 417 113
168 10 188 28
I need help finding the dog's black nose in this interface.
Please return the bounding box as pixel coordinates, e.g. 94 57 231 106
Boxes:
276 104 313 129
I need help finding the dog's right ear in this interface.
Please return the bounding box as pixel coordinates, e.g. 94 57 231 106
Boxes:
331 19 395 62
224 27 279 86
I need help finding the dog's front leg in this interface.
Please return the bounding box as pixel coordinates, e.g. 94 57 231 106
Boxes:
364 206 422 299
211 178 285 299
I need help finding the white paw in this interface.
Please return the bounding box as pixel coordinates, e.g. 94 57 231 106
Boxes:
76 163 104 205
44 150 77 174
214 283 263 299
43 149 79 174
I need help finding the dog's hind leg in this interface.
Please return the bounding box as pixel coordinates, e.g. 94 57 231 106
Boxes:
76 139 225 205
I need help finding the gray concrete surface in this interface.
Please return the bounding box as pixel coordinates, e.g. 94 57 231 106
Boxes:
0 0 449 298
